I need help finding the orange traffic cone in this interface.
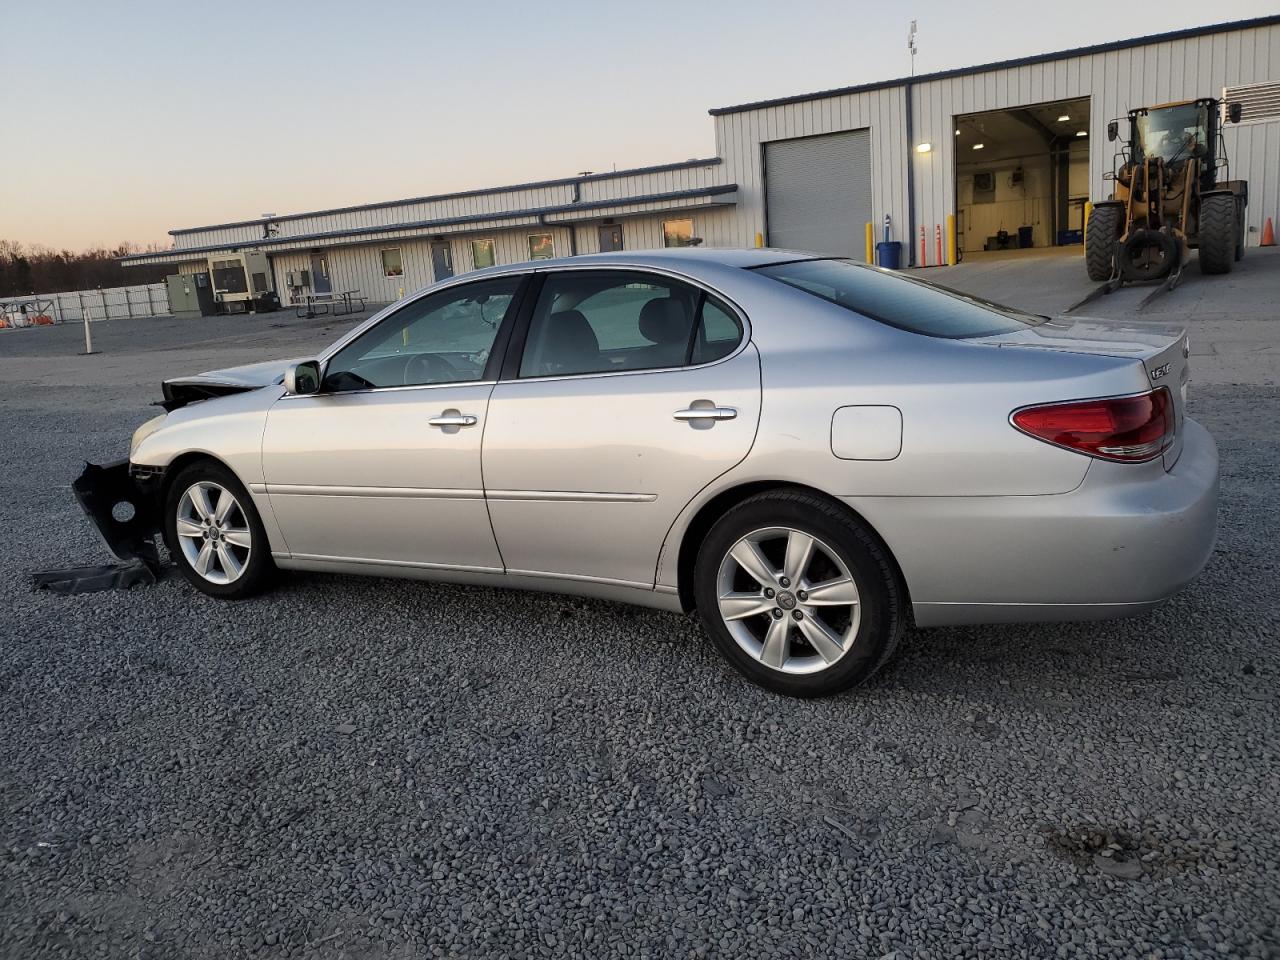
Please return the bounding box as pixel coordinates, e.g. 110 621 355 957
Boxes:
1262 217 1276 247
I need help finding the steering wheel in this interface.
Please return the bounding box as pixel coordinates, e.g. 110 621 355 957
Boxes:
403 352 457 384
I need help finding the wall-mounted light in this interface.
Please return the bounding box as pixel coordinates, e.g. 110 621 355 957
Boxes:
916 142 932 153
1057 115 1071 122
972 143 984 150
1076 130 1088 137
954 128 961 135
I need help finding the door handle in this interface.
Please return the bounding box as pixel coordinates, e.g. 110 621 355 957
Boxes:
673 406 737 421
428 413 478 427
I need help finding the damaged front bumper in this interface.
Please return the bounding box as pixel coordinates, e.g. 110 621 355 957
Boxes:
70 460 164 567
33 461 166 594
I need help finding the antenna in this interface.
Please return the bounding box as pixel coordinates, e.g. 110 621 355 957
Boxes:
907 20 918 77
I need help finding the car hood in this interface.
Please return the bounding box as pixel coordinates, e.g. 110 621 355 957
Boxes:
160 358 302 411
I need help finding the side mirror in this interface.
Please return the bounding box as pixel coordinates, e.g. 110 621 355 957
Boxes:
1228 102 1243 124
284 360 322 396
1107 121 1119 142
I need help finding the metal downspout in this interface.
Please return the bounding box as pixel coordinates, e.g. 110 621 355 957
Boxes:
905 81 916 267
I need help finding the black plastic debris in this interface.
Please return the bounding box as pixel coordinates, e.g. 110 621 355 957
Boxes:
31 461 165 595
32 559 159 595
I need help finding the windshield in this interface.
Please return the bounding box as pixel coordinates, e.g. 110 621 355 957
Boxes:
752 259 1044 339
1135 103 1209 163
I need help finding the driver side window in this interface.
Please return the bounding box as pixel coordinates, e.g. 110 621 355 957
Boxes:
322 276 523 391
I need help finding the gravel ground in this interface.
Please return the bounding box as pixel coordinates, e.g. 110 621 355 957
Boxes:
1 298 1278 959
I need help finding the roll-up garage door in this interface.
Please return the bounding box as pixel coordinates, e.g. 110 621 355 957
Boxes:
765 130 872 258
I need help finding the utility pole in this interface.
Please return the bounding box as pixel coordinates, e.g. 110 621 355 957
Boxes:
908 20 918 77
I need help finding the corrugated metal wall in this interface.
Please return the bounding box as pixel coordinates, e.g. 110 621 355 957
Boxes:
171 162 726 252
714 87 908 250
911 21 1280 252
266 208 740 306
717 20 1280 262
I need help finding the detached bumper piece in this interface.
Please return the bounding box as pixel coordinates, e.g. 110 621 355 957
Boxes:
31 461 164 595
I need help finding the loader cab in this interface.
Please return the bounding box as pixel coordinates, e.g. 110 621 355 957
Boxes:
1110 97 1241 192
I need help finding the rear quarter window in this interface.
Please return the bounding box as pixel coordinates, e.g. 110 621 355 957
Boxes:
753 258 1043 339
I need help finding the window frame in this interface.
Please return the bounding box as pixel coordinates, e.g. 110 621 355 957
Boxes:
470 238 497 270
662 218 695 248
304 273 534 397
380 246 404 278
527 233 556 260
498 266 749 384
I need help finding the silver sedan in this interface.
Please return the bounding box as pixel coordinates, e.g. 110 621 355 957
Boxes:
95 249 1218 696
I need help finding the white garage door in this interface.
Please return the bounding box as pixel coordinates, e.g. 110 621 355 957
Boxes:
765 130 872 258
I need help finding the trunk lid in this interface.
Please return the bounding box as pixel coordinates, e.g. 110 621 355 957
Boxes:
977 317 1191 469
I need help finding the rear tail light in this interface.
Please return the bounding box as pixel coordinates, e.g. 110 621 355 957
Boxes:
1011 389 1174 462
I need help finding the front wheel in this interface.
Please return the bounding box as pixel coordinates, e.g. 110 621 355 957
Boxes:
693 490 905 697
164 461 275 599
1197 193 1237 275
1085 204 1122 282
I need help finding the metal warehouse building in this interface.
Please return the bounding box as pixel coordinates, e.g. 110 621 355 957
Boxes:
123 14 1280 302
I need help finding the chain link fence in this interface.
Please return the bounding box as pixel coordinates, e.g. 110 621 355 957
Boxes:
0 282 170 328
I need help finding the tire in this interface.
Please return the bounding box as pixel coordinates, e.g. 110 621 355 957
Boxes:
693 489 904 698
1086 204 1122 282
1197 193 1236 275
1117 230 1179 283
163 460 275 599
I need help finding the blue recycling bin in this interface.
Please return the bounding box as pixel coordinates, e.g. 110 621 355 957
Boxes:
876 241 902 269
1018 226 1034 248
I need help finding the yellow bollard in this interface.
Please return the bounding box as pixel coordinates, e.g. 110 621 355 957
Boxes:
945 214 957 266
865 222 874 263
755 231 764 248
1083 201 1092 257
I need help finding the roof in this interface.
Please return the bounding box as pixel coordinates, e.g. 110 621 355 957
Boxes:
121 184 739 264
709 14 1280 116
169 156 724 237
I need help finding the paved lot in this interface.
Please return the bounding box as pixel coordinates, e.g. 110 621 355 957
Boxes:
1 257 1278 959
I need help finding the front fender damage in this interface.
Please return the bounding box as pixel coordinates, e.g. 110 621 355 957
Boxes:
31 461 165 594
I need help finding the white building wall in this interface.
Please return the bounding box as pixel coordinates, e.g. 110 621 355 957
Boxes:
715 19 1280 263
713 87 908 252
170 161 726 252
909 20 1280 252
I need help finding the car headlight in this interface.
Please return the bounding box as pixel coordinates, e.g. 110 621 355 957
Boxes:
129 414 167 459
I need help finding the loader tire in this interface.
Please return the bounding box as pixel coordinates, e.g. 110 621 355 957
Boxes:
1086 204 1122 281
1198 193 1236 275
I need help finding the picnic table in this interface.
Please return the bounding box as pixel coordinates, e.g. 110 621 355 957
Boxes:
294 290 367 319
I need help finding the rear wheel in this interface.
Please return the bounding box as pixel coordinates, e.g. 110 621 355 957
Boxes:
1198 193 1237 275
693 490 904 697
1086 204 1122 281
164 461 275 599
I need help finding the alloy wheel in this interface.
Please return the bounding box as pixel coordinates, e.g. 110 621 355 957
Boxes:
175 481 253 584
715 526 861 675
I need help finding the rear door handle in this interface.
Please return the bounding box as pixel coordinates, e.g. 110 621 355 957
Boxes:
673 406 737 421
428 413 478 427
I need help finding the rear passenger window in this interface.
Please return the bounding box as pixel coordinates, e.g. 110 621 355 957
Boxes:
692 297 742 365
518 271 743 378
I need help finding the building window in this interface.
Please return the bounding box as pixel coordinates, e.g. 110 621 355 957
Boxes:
528 233 555 260
663 218 695 248
380 248 404 277
471 238 496 270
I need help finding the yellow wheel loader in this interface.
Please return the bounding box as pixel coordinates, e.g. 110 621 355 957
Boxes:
1086 98 1247 284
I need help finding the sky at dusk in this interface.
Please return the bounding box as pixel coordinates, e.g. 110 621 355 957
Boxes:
2 0 1274 250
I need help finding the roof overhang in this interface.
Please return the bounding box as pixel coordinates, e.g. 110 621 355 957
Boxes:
122 185 738 267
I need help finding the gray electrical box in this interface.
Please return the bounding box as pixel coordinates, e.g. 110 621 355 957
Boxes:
166 272 216 319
